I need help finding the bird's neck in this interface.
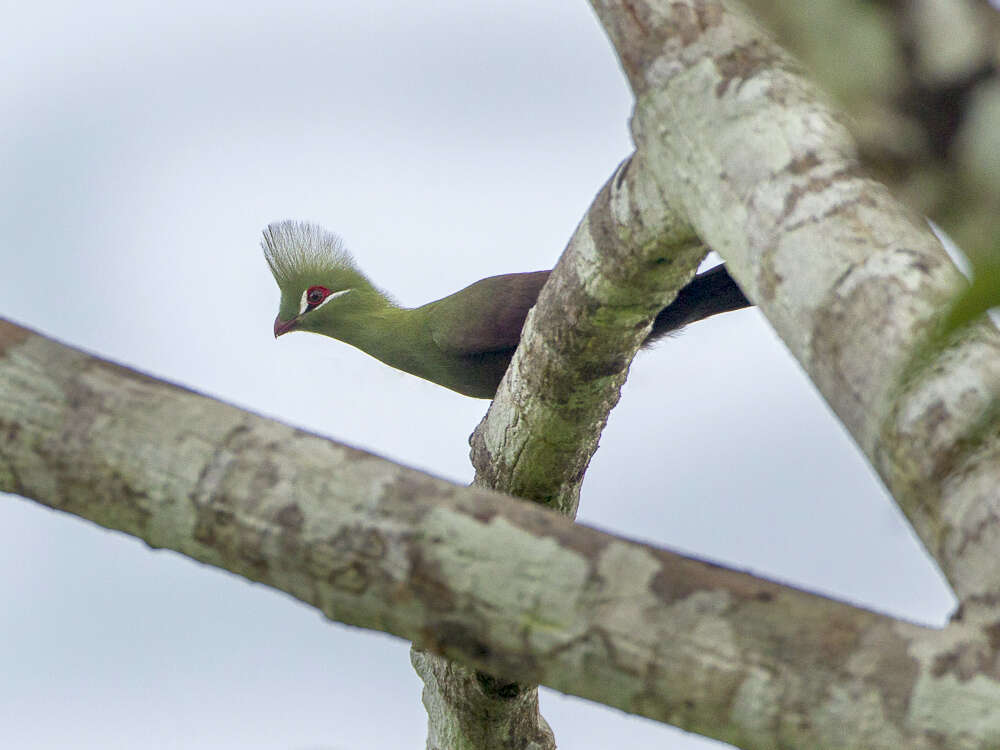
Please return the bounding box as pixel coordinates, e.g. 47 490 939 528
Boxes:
329 293 435 377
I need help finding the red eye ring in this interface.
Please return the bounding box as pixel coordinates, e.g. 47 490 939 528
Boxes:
305 285 330 306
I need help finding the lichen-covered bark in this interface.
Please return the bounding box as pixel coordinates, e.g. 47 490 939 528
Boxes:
5 3 1000 748
470 155 706 516
418 156 706 748
739 0 1000 254
430 2 1000 746
6 319 1000 748
587 0 1000 611
411 650 554 750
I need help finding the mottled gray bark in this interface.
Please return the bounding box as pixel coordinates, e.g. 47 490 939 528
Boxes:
5 2 1000 748
451 0 1000 745
470 156 704 516
427 155 707 749
410 649 554 750
587 0 1000 611
5 318 1000 749
739 0 1000 254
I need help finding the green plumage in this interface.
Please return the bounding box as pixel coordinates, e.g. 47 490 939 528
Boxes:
262 220 750 398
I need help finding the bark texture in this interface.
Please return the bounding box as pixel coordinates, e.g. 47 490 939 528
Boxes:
4 319 1000 748
587 0 1000 613
740 0 1000 254
471 156 705 515
411 649 554 750
5 2 1000 748
425 155 708 748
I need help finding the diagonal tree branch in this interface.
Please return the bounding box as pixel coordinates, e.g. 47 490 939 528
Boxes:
436 147 708 750
4 318 1000 748
5 3 1000 747
740 0 1000 255
452 72 716 750
430 2 1000 743
471 153 706 515
586 0 1000 612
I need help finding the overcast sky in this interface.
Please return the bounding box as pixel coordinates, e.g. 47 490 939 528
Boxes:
1 2 958 749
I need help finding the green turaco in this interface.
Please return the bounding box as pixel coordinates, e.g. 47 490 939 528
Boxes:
263 220 750 398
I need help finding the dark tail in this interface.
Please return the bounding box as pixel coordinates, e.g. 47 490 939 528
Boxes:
645 264 751 344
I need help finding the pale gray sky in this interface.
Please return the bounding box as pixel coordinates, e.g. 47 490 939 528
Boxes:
1 2 956 749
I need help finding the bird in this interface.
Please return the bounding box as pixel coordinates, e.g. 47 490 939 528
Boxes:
263 220 751 398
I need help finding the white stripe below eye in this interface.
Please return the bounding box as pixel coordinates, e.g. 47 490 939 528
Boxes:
299 288 353 315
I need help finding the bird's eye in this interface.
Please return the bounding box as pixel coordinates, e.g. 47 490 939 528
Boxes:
305 286 330 306
298 284 350 316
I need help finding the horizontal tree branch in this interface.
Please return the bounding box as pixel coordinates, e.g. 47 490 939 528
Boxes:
3 319 1000 748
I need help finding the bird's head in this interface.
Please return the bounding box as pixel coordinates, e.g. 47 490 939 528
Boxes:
262 220 382 339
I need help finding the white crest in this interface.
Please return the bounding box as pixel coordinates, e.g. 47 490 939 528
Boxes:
261 220 356 286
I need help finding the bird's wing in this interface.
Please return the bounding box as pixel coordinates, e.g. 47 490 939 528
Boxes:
427 271 551 356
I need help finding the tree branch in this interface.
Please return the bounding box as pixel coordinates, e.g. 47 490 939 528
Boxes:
458 92 709 750
6 318 1000 748
741 0 1000 254
429 2 1000 742
471 154 706 515
587 0 1000 611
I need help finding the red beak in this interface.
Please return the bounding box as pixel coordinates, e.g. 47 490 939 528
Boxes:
273 316 299 338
